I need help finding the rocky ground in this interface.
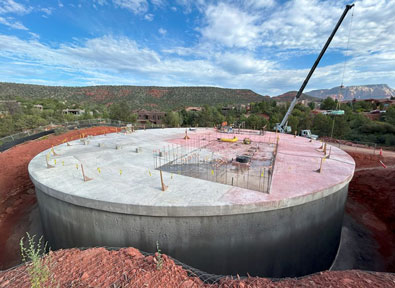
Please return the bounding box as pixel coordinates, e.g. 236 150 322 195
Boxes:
0 132 394 287
0 247 395 287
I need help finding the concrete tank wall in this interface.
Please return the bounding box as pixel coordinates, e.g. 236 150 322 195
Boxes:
35 183 348 278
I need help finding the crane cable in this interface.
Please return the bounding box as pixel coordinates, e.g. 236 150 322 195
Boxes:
331 6 354 138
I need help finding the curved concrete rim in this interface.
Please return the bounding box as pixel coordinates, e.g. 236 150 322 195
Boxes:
29 174 352 217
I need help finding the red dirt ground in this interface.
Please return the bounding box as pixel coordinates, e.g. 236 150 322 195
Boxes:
0 126 119 270
1 247 395 288
346 150 395 272
0 134 395 287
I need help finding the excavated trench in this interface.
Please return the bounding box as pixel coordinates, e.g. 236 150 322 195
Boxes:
0 129 394 279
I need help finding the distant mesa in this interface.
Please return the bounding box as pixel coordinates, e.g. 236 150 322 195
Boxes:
0 82 263 110
305 84 395 101
272 91 320 102
0 82 393 109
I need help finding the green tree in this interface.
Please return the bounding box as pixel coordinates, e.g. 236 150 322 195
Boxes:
385 106 395 125
312 113 332 136
308 102 316 110
165 111 183 127
332 116 351 138
287 115 299 133
269 113 281 129
320 97 337 110
0 116 15 137
349 113 370 129
225 115 235 126
109 102 136 123
246 114 264 129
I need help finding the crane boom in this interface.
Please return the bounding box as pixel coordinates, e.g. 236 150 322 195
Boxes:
277 4 354 133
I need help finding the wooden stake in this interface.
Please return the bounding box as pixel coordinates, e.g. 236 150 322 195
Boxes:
184 129 190 140
160 170 167 191
81 164 93 182
323 143 327 155
315 157 326 173
51 145 60 156
46 155 54 168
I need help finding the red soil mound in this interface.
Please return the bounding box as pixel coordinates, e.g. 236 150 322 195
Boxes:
0 126 118 269
1 247 394 287
347 151 395 169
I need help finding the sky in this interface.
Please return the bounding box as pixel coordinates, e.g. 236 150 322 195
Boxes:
0 0 394 96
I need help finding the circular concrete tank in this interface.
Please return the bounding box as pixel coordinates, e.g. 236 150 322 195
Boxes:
28 128 355 278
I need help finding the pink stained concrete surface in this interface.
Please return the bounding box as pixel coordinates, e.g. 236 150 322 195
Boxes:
271 132 354 199
218 187 268 205
167 129 355 205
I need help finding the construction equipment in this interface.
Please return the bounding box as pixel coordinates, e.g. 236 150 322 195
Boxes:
243 138 251 144
220 136 238 143
300 130 318 140
275 4 354 133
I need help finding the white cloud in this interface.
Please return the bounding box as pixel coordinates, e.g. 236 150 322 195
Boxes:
113 0 148 14
214 52 273 75
29 32 39 39
1 31 394 95
94 0 108 5
40 8 52 15
258 0 346 50
0 0 395 95
150 0 165 8
201 3 260 48
245 0 275 9
0 0 30 14
158 27 167 35
144 13 154 21
175 0 206 13
0 16 27 30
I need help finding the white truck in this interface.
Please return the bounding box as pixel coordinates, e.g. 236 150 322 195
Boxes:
300 130 318 140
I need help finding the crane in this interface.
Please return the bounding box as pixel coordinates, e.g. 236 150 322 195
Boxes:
275 3 354 134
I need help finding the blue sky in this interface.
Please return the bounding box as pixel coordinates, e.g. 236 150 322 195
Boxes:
0 0 394 95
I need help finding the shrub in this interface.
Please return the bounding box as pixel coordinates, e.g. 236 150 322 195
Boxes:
154 241 163 271
54 127 67 135
20 233 55 288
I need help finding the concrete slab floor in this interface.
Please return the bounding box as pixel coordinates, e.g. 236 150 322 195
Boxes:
28 128 355 217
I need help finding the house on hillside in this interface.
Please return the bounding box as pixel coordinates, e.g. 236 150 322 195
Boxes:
342 98 395 110
221 105 234 114
33 104 43 111
185 106 202 112
235 103 251 112
134 109 166 125
62 108 85 116
370 99 395 110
